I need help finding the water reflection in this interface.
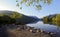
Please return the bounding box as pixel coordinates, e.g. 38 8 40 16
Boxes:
43 21 60 37
27 21 60 37
43 20 60 28
27 21 57 32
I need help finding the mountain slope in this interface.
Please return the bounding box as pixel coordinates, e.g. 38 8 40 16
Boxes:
0 10 40 24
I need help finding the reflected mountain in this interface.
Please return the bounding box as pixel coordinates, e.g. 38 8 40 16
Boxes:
43 21 60 27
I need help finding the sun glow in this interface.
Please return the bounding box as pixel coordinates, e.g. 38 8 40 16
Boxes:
0 5 8 10
0 1 9 10
0 1 17 11
0 4 15 11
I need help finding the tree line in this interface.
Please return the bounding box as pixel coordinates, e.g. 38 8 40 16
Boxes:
43 14 60 26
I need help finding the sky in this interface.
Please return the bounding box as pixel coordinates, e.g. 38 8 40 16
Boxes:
0 0 60 18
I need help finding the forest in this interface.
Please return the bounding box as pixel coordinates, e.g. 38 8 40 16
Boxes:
43 14 60 27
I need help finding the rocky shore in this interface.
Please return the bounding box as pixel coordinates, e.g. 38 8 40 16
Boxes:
0 25 55 37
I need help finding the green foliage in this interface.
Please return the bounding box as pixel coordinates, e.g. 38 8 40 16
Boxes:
10 11 22 19
0 15 16 24
16 0 52 10
43 16 48 24
43 16 48 21
0 14 4 16
0 11 37 25
43 14 60 27
0 12 23 24
55 14 60 21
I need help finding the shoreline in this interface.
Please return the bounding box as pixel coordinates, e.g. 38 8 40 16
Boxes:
0 24 55 37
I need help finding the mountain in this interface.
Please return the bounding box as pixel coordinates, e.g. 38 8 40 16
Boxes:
0 10 40 24
0 10 14 15
43 14 60 23
47 14 57 18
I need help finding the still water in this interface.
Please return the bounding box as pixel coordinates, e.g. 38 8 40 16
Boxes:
27 21 60 37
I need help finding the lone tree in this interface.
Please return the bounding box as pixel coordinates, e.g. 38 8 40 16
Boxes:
16 0 52 10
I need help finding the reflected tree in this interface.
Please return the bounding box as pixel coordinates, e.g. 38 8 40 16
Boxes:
43 14 60 33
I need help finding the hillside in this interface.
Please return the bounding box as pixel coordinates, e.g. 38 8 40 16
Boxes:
43 14 60 25
0 10 40 25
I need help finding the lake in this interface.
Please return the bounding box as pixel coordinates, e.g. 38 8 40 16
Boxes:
27 21 60 37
